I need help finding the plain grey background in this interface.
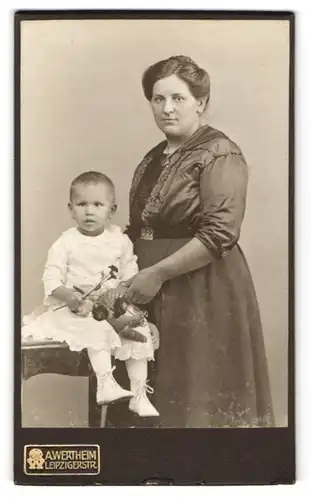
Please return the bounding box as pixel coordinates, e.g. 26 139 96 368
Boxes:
21 19 289 427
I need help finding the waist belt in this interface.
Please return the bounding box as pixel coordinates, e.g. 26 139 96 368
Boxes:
139 226 194 240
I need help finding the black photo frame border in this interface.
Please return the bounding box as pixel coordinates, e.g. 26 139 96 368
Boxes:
14 9 295 486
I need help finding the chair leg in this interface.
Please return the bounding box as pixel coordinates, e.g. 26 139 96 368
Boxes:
100 405 108 427
88 373 102 427
88 374 108 427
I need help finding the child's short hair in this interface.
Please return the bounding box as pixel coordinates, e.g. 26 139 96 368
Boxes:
70 171 116 203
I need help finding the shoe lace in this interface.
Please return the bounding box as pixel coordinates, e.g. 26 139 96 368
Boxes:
98 366 117 385
134 380 154 399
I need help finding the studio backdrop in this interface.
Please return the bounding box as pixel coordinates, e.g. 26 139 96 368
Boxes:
21 19 289 427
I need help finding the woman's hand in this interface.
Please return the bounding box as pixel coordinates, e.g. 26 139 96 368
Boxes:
115 279 134 298
123 268 164 304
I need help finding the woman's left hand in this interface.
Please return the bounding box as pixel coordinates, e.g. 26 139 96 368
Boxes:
123 267 164 304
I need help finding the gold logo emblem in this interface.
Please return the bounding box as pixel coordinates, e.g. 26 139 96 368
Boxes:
24 445 100 475
26 448 45 470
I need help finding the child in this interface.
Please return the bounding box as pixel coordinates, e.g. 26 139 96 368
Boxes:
22 171 159 418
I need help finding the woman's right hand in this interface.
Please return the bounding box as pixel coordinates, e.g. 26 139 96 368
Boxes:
104 278 134 303
115 278 134 298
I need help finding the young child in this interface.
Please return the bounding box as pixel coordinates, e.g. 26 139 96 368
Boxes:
22 171 159 418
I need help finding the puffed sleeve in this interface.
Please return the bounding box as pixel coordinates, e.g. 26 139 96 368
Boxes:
42 235 69 298
118 234 139 281
195 151 249 258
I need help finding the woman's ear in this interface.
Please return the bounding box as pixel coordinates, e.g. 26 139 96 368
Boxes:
197 97 207 114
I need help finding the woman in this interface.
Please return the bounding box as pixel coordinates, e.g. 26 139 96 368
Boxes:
116 55 274 428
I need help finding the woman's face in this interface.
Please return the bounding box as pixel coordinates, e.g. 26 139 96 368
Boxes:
150 74 205 139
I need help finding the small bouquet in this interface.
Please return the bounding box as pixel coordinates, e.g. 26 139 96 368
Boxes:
92 293 149 344
53 265 149 344
52 265 119 312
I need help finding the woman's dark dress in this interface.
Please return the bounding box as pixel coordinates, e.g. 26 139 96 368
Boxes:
113 125 274 428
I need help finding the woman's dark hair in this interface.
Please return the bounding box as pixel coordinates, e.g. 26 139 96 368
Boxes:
142 55 210 108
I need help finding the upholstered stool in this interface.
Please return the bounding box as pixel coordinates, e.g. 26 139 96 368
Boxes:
21 338 108 427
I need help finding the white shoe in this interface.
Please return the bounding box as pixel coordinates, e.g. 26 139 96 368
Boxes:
129 381 159 417
97 367 133 404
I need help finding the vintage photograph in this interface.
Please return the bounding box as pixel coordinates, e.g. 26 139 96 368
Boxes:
19 15 290 430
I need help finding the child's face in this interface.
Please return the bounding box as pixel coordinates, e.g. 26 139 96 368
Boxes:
69 182 115 236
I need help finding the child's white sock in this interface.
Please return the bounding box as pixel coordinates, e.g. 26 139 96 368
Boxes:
87 347 112 374
87 348 133 404
126 357 147 391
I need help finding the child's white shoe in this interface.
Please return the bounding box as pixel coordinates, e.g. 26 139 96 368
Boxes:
97 367 133 404
129 381 159 417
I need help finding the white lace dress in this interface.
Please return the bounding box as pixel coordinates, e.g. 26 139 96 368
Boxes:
22 225 154 360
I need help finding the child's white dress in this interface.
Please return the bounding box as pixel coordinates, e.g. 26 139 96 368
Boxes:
22 224 154 360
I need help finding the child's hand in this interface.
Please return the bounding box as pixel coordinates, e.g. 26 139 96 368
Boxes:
64 289 84 312
76 298 93 317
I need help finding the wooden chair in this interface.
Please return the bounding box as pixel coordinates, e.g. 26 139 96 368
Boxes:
21 338 108 427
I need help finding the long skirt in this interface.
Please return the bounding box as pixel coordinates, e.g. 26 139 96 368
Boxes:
109 238 274 428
